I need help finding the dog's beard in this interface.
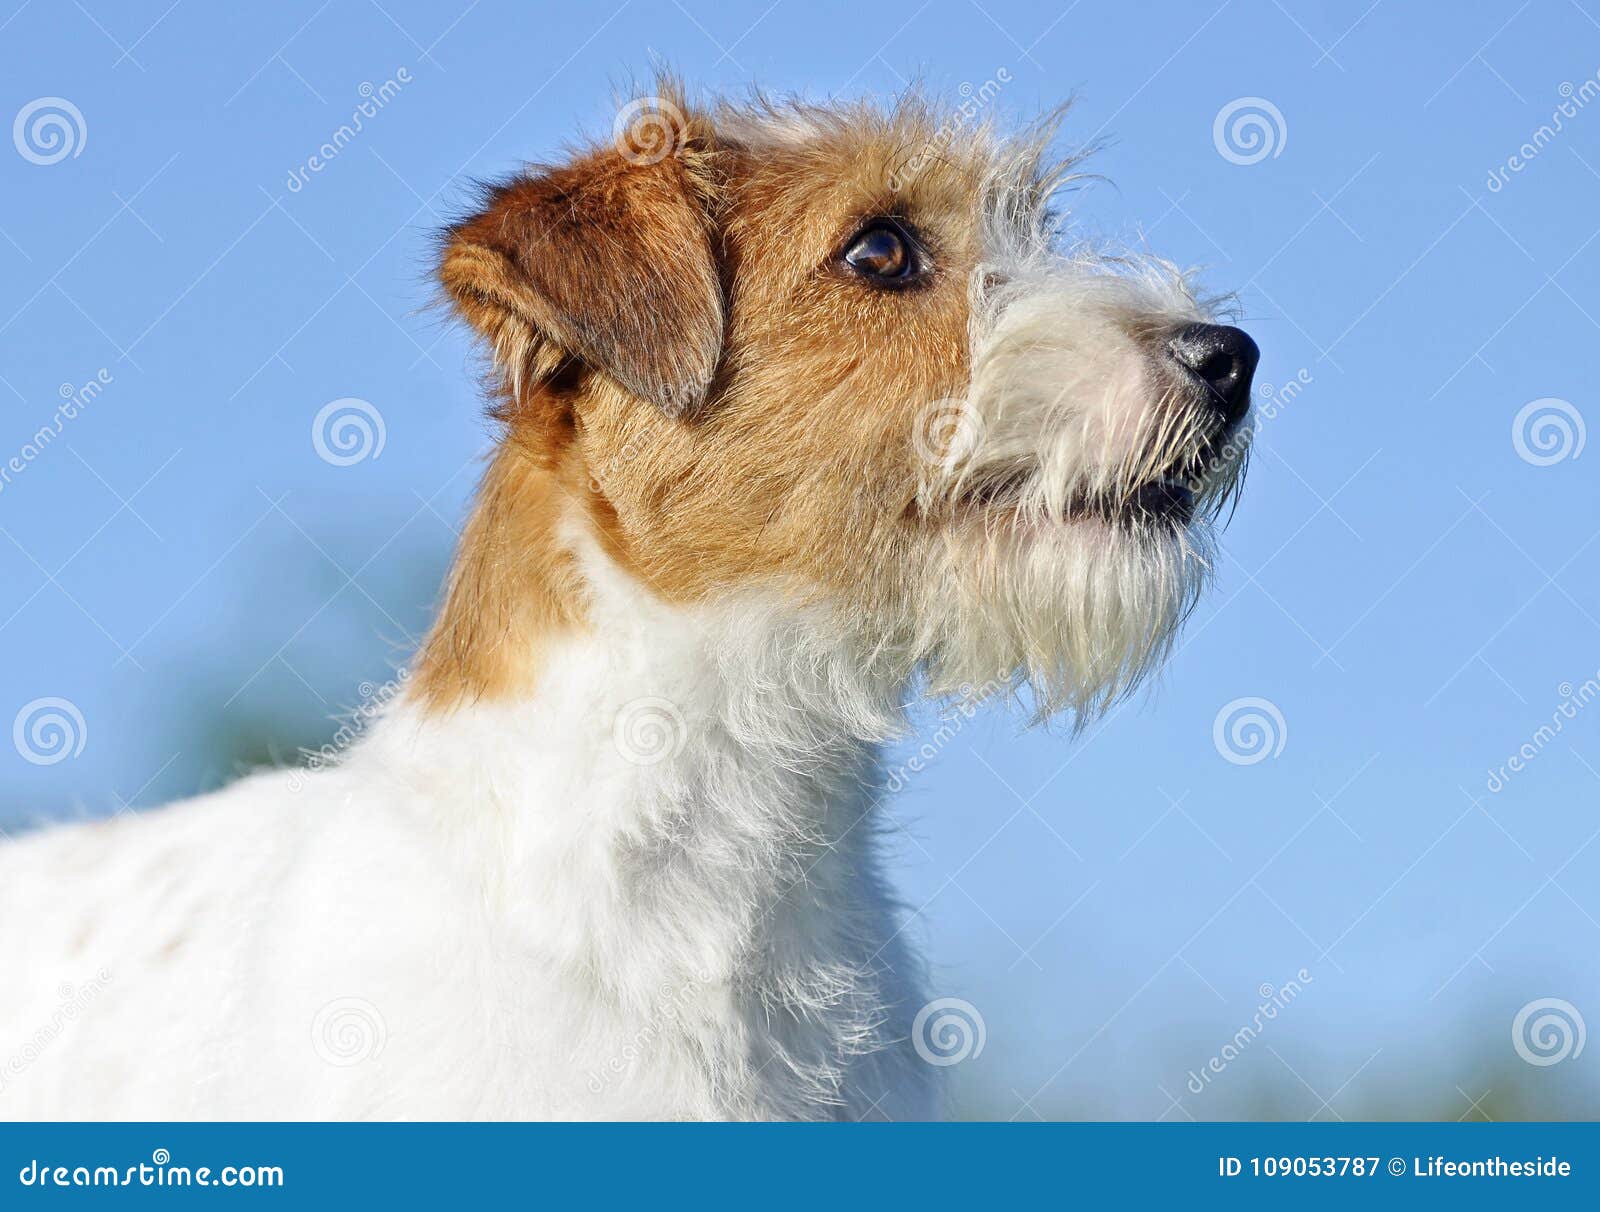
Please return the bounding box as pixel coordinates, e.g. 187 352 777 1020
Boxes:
906 261 1245 722
912 513 1214 722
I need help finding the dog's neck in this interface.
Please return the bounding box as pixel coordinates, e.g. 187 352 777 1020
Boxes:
404 440 906 780
366 454 923 1115
390 494 905 905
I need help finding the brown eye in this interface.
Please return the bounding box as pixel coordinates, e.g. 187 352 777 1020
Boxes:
842 221 917 281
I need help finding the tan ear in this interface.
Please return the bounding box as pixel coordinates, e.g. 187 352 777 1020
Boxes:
440 128 723 415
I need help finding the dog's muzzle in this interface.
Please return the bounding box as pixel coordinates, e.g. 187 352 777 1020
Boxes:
1169 323 1259 429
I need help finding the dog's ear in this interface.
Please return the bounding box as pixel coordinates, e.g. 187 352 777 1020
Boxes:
440 106 722 415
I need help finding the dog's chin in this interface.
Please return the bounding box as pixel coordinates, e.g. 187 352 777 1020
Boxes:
911 485 1217 723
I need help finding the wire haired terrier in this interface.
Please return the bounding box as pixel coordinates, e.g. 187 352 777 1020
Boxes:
0 77 1257 1121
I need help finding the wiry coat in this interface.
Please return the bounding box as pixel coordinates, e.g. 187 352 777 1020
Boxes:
0 79 1246 1120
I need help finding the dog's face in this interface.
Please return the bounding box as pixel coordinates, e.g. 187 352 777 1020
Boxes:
438 86 1255 718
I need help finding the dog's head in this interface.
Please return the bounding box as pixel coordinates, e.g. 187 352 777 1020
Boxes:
434 80 1256 719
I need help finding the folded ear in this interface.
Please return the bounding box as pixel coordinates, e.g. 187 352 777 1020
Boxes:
440 117 723 415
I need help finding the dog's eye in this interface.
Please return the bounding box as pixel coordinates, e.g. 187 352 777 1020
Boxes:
842 221 919 282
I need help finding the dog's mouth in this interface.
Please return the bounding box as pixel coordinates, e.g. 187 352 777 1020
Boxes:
956 466 1198 528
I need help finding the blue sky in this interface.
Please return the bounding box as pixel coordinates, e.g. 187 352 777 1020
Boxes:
2 0 1598 1119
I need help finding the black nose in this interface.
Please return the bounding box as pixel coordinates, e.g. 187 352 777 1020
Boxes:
1170 323 1259 426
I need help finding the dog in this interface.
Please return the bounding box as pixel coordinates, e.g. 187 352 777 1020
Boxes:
0 78 1255 1121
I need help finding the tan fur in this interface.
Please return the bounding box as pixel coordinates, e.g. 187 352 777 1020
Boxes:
412 435 589 706
415 79 1234 715
418 84 994 708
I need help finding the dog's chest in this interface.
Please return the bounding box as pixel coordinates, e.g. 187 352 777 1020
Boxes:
217 673 929 1120
486 725 921 1120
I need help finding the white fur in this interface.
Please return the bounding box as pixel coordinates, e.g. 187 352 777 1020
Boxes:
0 528 932 1120
0 113 1245 1120
910 201 1232 717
